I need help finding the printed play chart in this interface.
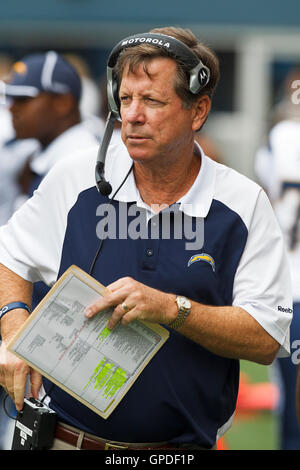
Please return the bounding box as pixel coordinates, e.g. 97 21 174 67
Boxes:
8 266 169 419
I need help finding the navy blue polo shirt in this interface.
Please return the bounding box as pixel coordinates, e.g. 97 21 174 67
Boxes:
0 142 292 447
42 189 242 447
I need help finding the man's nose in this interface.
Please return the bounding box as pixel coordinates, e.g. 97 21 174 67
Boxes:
123 99 145 124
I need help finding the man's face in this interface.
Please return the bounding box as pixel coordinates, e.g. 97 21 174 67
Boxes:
9 93 57 141
119 57 204 166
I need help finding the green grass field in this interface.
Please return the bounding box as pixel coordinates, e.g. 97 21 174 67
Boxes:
222 360 279 450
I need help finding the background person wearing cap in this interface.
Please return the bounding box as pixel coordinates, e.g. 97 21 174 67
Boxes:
0 55 39 228
0 55 40 451
0 51 101 449
5 51 102 199
0 27 293 450
5 50 102 310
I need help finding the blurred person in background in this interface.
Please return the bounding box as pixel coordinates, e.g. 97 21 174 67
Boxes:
0 53 38 451
0 54 14 142
255 67 300 450
7 50 102 309
64 53 105 139
0 50 101 449
64 53 101 117
5 51 101 200
0 55 39 226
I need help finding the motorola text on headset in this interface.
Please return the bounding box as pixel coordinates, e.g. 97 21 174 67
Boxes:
95 32 211 196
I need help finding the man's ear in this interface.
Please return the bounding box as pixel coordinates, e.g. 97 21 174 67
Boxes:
191 95 211 132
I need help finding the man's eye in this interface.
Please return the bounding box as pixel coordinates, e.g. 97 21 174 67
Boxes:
145 97 163 105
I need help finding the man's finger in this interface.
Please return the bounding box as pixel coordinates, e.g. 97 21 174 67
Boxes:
30 369 42 399
85 299 112 318
84 290 126 319
13 366 29 411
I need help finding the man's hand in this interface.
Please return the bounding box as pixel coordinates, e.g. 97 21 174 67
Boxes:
85 277 177 329
0 264 38 409
0 339 42 411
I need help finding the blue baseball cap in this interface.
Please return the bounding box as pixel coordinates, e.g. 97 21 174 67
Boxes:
5 51 82 102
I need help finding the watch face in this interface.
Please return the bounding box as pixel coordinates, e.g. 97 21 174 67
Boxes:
178 296 191 309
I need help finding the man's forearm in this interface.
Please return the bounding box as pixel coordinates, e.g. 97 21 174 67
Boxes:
0 263 33 340
177 302 280 365
85 276 280 366
0 263 36 410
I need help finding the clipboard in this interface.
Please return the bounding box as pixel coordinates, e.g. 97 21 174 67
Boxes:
8 265 169 419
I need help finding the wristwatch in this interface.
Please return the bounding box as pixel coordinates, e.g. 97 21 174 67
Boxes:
169 296 191 329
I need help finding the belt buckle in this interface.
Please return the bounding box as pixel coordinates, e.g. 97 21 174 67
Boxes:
104 442 129 450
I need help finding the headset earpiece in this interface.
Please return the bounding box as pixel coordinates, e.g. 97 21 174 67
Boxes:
106 67 121 120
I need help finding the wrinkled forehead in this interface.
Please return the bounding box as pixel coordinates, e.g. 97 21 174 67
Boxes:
119 56 178 88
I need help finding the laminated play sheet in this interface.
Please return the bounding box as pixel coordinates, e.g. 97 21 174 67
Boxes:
8 265 169 419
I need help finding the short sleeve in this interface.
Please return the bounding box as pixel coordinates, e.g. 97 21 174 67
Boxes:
0 147 97 286
232 189 293 357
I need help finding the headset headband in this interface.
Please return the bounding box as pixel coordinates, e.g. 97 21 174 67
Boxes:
106 32 210 118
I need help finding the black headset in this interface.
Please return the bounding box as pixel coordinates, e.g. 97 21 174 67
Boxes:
95 32 211 196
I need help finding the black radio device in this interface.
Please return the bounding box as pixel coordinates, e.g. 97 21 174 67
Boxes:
11 397 57 450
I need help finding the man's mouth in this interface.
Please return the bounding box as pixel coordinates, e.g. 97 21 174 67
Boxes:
127 134 149 141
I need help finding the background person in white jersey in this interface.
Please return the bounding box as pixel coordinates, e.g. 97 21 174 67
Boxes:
0 50 100 450
255 69 300 449
257 116 300 450
4 51 102 200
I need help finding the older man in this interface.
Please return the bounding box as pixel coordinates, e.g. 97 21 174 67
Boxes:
0 27 292 450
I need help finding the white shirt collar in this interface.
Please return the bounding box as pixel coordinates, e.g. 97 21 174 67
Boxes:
105 140 216 218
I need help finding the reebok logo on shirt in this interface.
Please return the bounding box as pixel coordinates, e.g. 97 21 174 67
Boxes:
278 305 293 314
